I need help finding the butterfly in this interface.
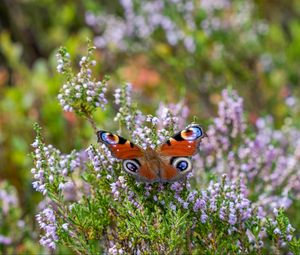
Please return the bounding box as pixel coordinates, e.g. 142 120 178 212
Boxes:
97 124 206 183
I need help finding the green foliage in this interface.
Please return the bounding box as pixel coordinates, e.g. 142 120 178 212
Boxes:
1 1 300 254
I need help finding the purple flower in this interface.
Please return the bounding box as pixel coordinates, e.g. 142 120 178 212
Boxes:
201 213 208 223
56 49 108 112
219 206 226 220
274 228 281 235
0 235 12 245
228 213 237 225
0 187 18 215
193 198 206 212
36 207 58 250
187 191 197 202
170 182 184 193
286 224 295 234
170 203 177 211
86 145 116 174
62 223 69 231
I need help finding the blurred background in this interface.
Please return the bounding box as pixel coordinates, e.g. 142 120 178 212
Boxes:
1 0 300 252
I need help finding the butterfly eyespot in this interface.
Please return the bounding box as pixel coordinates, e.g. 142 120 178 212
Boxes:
181 126 203 141
101 132 119 145
171 157 192 172
123 159 141 173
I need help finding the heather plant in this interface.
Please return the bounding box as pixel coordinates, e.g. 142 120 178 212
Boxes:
0 181 43 254
86 0 264 54
0 182 19 249
196 89 300 212
85 1 265 95
85 0 300 121
28 46 300 254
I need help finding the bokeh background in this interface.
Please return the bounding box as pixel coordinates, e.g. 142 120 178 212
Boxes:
1 0 300 253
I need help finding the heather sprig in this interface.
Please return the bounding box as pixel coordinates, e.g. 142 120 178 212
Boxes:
56 45 108 126
31 123 81 198
0 182 18 247
266 208 300 254
0 182 34 253
113 83 144 132
31 129 113 253
113 83 184 149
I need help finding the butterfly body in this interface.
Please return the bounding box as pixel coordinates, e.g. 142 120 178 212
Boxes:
97 124 206 183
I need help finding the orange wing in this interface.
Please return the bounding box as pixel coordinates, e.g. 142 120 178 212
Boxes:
138 163 160 182
159 161 178 180
97 131 143 159
159 124 206 156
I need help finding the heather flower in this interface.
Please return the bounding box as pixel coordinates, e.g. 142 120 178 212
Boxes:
200 213 208 223
0 235 12 245
157 101 189 130
0 181 41 252
62 223 69 231
113 83 191 151
36 207 58 250
0 185 18 215
215 89 245 138
228 212 237 225
274 228 281 235
56 46 108 117
0 182 18 247
56 49 70 73
31 144 80 195
114 83 146 133
170 203 177 211
200 0 231 12
86 144 116 174
193 198 206 212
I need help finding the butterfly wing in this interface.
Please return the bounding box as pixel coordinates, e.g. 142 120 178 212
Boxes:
97 131 143 159
97 131 160 182
159 124 206 157
157 124 206 182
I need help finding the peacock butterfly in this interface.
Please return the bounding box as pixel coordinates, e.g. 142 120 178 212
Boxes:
97 124 206 182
